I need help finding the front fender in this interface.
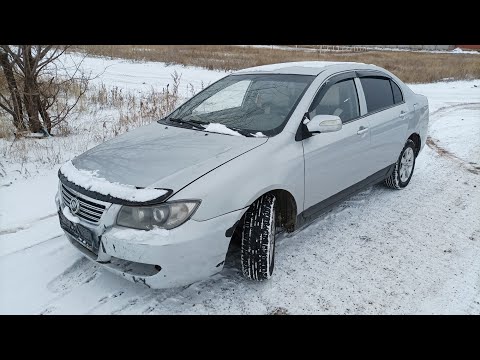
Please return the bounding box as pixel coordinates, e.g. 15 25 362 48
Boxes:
169 133 305 222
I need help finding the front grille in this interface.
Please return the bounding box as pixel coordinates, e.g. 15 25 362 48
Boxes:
61 184 106 224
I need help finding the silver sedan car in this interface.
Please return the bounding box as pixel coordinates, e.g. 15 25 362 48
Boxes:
56 61 429 288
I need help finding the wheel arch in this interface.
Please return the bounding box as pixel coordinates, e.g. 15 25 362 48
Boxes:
408 133 421 156
229 188 298 245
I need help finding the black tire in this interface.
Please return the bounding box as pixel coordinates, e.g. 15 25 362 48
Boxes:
384 139 416 190
241 194 276 281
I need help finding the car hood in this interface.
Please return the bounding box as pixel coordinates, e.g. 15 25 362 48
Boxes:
72 122 268 191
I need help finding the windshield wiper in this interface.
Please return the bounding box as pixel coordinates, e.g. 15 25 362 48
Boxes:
169 118 256 137
168 118 206 130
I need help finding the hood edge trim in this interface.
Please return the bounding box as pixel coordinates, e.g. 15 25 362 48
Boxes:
58 170 174 206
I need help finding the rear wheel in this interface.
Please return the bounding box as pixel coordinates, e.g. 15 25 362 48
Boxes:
384 139 416 189
241 194 276 281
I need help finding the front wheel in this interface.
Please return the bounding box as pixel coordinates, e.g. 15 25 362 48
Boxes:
384 139 416 190
241 194 276 281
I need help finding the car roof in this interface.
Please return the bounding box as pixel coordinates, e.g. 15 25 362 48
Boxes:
233 61 380 76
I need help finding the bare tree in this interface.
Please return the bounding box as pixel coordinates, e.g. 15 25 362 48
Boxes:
0 45 89 136
0 49 24 130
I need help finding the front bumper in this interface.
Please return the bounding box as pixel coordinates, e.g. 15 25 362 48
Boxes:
56 190 242 289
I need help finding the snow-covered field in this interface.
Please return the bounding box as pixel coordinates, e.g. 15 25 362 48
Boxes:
0 56 479 314
64 53 227 94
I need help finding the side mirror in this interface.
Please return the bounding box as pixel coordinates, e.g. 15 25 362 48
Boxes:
305 115 342 134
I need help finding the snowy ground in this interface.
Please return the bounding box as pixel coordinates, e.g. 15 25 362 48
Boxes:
0 57 479 314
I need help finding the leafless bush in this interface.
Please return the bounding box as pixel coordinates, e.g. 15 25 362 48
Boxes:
91 71 183 142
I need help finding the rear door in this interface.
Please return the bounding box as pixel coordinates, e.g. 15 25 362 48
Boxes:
303 72 372 212
357 73 409 173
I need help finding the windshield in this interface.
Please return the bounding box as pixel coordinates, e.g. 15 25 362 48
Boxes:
161 74 314 136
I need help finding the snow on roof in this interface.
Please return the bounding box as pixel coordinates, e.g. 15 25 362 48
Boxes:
234 61 368 76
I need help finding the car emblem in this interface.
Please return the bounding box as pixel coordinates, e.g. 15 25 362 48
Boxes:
70 198 80 215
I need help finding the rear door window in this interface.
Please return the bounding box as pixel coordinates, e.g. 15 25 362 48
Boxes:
360 77 395 113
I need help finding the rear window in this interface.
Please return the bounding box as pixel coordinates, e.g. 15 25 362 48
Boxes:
360 77 394 113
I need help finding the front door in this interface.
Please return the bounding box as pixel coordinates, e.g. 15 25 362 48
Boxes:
302 74 372 214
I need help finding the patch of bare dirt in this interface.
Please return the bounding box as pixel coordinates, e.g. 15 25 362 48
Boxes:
268 307 289 315
426 137 479 175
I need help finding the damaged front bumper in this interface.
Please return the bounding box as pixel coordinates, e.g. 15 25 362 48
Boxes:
55 188 242 289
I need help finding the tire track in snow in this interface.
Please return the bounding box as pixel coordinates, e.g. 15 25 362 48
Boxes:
85 291 125 314
0 212 57 235
39 306 57 315
109 286 194 315
0 234 64 259
47 257 101 294
429 102 480 118
36 257 103 315
426 103 480 175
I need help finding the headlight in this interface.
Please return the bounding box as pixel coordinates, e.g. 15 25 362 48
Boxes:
116 200 200 230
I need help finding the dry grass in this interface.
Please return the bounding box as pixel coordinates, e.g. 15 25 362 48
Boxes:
73 45 480 83
0 117 15 138
87 71 182 142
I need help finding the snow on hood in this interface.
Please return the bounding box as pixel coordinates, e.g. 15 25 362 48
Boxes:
203 123 242 136
60 160 168 202
71 122 268 192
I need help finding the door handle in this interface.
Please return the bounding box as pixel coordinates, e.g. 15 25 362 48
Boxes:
357 126 369 135
400 110 407 118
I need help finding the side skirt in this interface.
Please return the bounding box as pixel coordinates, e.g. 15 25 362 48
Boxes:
296 164 395 230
